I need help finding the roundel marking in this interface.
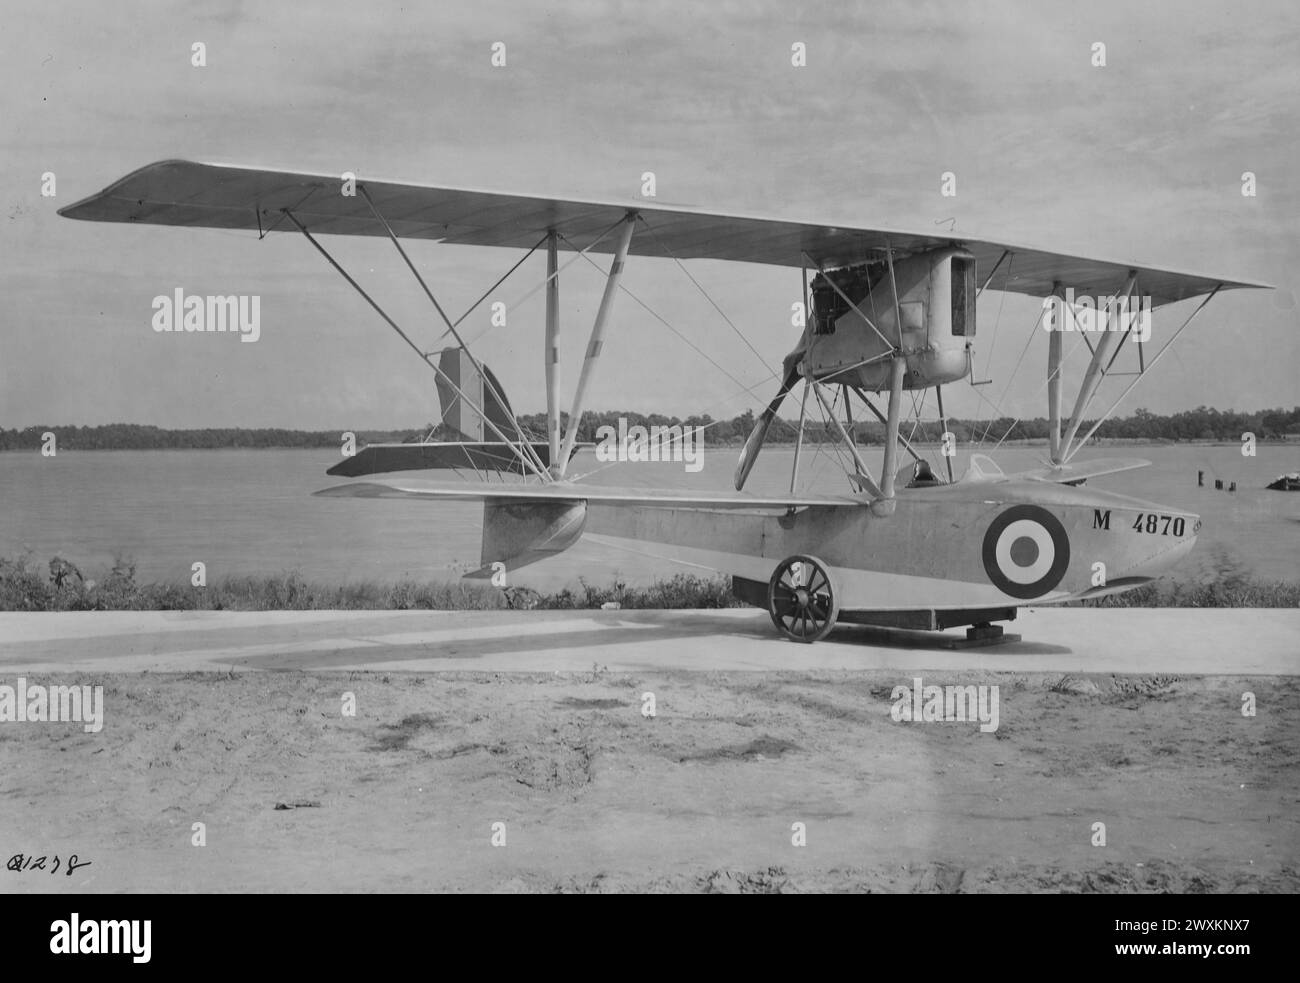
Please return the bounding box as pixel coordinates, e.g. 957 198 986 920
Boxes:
982 505 1070 599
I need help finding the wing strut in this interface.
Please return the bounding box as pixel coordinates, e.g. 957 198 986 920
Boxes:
545 230 562 471
878 357 906 499
281 208 550 481
557 212 637 475
879 241 908 499
1045 281 1065 464
884 239 905 350
1059 271 1136 460
1063 283 1223 464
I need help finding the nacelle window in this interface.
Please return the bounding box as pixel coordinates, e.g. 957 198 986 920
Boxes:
951 256 975 336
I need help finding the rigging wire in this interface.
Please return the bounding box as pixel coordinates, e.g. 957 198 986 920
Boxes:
436 234 549 342
988 329 1094 451
559 234 770 410
977 305 1042 446
280 210 549 482
801 384 853 492
635 215 777 377
460 214 629 349
1062 285 1222 463
971 252 1013 435
569 367 786 483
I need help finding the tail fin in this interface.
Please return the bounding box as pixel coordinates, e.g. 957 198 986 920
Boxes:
435 347 519 441
326 348 557 478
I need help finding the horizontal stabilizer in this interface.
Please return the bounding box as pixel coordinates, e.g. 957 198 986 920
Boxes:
326 441 579 478
1015 458 1150 485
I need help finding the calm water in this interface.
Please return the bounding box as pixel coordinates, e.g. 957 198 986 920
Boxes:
1 444 1297 591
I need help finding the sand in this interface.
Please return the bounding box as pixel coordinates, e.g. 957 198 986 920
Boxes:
2 669 1296 892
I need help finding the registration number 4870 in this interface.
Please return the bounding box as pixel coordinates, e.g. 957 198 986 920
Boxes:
1132 513 1186 536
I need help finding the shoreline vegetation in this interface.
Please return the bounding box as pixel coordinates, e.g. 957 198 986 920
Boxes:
2 554 1295 612
3 405 1299 451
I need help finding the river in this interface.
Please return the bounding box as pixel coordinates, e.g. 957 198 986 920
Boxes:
1 443 1296 591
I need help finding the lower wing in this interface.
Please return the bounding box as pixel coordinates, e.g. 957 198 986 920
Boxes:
1008 458 1150 485
313 479 861 511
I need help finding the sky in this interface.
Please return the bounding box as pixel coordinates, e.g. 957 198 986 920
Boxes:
2 0 1297 432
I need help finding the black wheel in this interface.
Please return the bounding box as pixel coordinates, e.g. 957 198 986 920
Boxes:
767 554 838 643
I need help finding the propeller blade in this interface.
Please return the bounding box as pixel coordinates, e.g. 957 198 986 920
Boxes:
734 363 801 490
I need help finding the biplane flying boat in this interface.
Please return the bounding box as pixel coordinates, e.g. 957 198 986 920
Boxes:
60 160 1270 642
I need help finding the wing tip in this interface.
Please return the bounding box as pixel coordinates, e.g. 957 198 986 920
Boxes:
58 159 204 220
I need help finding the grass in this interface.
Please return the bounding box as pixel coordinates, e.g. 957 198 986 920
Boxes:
1 553 1295 612
0 554 743 612
1078 578 1300 608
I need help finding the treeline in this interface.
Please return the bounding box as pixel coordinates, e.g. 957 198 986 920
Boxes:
3 405 1297 451
0 424 428 451
956 405 1300 444
465 404 1300 446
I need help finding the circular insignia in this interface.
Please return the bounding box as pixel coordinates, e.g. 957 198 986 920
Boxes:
982 505 1070 599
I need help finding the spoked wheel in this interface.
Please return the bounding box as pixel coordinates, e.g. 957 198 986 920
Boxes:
767 554 838 643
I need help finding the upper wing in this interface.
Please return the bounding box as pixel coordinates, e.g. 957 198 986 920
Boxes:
313 478 861 511
58 160 1269 306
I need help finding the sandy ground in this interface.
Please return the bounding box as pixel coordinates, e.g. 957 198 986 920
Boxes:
2 667 1296 892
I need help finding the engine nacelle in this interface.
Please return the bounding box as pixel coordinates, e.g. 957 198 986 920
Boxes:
803 247 975 391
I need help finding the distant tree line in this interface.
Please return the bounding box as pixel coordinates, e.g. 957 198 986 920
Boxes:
933 405 1300 445
0 425 422 451
2 405 1297 451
